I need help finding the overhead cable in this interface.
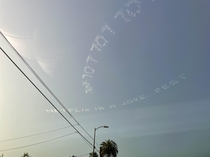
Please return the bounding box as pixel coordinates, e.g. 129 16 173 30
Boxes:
0 125 78 143
0 31 96 146
0 47 93 148
0 132 77 152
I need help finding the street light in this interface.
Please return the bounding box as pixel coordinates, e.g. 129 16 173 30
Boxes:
92 126 109 157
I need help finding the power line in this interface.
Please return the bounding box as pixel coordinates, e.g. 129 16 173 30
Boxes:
0 31 96 147
0 47 93 148
0 132 77 152
0 125 78 143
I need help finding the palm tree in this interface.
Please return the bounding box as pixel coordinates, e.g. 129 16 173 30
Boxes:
100 139 118 157
89 152 98 157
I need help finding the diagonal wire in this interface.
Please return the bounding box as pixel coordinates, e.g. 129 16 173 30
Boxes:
0 31 96 147
0 125 78 143
0 132 77 152
0 47 93 149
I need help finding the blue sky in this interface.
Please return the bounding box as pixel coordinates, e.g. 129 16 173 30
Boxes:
0 0 210 156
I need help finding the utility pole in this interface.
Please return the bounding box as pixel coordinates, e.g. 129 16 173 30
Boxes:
92 126 109 157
